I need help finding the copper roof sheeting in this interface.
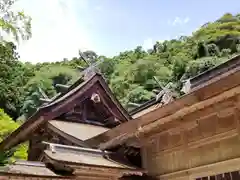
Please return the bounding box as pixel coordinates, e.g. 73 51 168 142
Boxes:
132 103 162 119
187 54 240 92
0 161 58 177
43 142 136 170
48 120 109 141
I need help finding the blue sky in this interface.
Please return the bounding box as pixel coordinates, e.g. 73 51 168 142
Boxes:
13 0 240 63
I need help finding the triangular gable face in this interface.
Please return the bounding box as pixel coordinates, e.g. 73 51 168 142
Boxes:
0 73 131 152
45 73 131 127
56 89 124 128
27 119 111 161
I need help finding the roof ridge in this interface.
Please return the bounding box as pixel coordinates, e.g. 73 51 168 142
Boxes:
13 160 46 167
42 141 111 155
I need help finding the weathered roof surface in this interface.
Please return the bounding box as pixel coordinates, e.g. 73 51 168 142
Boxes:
132 103 161 119
0 73 131 151
45 150 128 169
129 98 158 116
185 54 240 92
0 161 58 177
48 120 109 141
43 142 136 170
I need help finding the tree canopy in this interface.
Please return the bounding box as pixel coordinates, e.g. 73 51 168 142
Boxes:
0 0 31 42
0 108 27 165
0 12 240 162
0 12 239 116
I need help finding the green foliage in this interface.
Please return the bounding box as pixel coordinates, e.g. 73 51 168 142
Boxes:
1 12 240 117
0 108 18 138
0 42 34 119
13 143 28 160
0 0 32 42
105 13 240 108
21 65 80 118
121 85 154 105
0 108 27 165
1 11 240 165
0 150 13 166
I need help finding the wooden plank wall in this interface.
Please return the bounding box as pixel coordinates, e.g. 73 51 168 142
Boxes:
142 103 240 180
0 176 72 180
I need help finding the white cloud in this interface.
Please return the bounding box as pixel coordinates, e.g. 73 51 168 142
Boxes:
142 38 154 50
184 17 190 24
168 17 190 26
11 0 94 63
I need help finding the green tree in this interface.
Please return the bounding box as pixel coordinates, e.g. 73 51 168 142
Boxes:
0 108 27 165
2 11 240 119
0 0 31 42
0 42 34 119
21 65 80 118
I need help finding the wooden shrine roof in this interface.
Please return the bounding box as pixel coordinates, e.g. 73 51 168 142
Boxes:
0 73 131 151
0 146 144 179
45 149 127 169
48 120 109 141
131 101 161 119
43 142 144 175
0 161 63 178
92 55 240 149
188 54 240 92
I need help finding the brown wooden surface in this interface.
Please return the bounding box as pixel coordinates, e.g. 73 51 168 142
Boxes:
156 157 240 180
0 74 130 151
93 69 240 150
99 84 240 149
140 87 240 178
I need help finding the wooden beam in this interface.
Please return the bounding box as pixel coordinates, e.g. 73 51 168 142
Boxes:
103 116 120 124
158 156 240 180
167 121 198 135
82 102 87 122
137 86 240 138
188 129 237 150
39 98 52 103
96 89 125 122
128 102 141 107
99 85 240 149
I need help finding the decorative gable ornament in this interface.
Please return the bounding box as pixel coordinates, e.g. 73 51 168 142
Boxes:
91 93 101 103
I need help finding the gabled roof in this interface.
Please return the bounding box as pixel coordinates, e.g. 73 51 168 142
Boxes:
44 144 130 169
0 73 131 151
43 142 144 176
47 120 109 147
129 98 161 119
185 54 240 92
0 142 144 178
0 160 64 178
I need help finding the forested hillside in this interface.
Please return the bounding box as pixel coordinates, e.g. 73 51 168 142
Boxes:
0 0 240 163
